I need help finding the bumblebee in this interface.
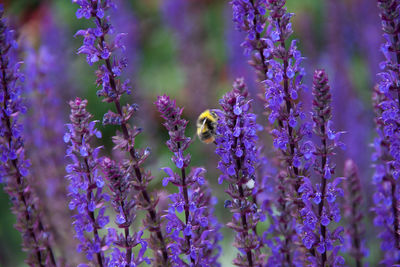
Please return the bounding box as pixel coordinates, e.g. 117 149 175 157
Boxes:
196 109 219 144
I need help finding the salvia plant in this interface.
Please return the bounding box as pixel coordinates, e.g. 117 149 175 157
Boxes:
215 78 263 266
156 95 221 266
0 7 58 267
343 159 366 267
1 0 400 266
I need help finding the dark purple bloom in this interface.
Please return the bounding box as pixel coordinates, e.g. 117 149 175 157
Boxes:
225 6 256 94
232 0 310 179
264 171 303 267
343 159 367 267
23 43 83 265
73 0 169 263
230 0 269 81
64 98 110 265
250 0 310 263
298 70 344 265
373 0 400 264
101 157 150 266
156 95 222 266
0 8 58 266
372 87 400 264
376 0 400 178
215 78 264 266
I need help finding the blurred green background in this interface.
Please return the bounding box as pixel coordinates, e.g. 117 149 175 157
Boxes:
0 0 382 266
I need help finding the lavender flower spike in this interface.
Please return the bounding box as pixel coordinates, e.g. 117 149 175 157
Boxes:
343 159 366 267
101 157 150 266
372 87 400 264
299 70 344 265
215 78 264 266
230 0 269 81
73 0 169 263
261 0 311 263
0 8 58 266
24 44 82 265
156 95 222 266
376 0 400 178
373 0 400 263
64 98 110 266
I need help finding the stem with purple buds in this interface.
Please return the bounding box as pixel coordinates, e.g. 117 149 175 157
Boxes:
374 0 400 263
215 79 264 266
0 9 57 266
73 0 169 263
344 159 365 267
156 95 222 266
64 98 110 266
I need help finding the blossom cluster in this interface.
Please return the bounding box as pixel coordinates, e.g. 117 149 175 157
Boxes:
372 87 400 264
64 98 110 265
231 0 346 265
101 157 149 266
73 0 169 264
343 159 366 266
2 0 400 266
298 70 344 265
156 95 221 266
373 0 400 265
232 0 312 263
0 8 57 266
215 78 264 266
376 0 400 178
24 43 80 265
230 0 269 81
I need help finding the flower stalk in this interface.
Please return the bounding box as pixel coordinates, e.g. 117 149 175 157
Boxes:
373 0 400 263
156 95 221 266
299 69 344 265
343 159 365 267
231 0 269 81
372 86 400 264
0 9 57 266
101 157 150 266
73 0 169 263
215 78 264 266
64 98 110 266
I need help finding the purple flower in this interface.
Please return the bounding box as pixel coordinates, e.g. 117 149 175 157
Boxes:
64 98 110 265
215 79 264 266
242 0 310 263
297 70 344 265
73 0 169 263
343 159 367 266
373 0 400 264
156 95 222 266
225 5 256 96
0 8 58 266
372 87 400 264
101 157 150 266
230 0 267 56
376 0 400 178
24 41 83 264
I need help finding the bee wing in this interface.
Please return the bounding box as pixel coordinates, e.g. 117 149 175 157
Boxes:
200 118 207 133
194 118 207 142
